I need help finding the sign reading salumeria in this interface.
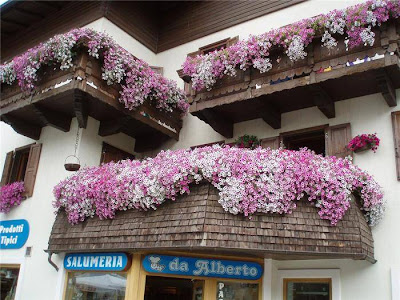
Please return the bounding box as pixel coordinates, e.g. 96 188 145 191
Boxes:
64 253 130 271
0 219 29 250
143 254 263 280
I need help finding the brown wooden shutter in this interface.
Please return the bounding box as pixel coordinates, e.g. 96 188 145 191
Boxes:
23 143 42 197
261 136 280 149
100 143 135 165
1 151 14 186
326 123 352 158
392 111 400 180
226 36 239 47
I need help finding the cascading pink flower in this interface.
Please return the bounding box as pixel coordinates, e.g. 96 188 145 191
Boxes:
53 146 384 226
182 0 400 91
0 28 189 115
0 182 25 214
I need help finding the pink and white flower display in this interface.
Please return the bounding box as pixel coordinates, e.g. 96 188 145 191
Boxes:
54 146 384 226
0 182 25 214
348 133 380 152
182 0 400 91
0 28 189 114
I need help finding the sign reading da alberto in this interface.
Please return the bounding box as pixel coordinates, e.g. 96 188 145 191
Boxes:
143 254 263 280
0 219 29 249
64 253 130 271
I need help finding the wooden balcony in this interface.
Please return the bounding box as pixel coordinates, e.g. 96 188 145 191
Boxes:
179 21 400 138
1 51 183 152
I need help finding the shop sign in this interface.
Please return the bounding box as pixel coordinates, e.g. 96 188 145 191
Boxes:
0 219 29 250
64 253 130 271
143 254 263 280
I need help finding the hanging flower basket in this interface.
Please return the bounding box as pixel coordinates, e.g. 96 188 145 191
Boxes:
234 134 261 149
64 155 81 171
348 133 380 153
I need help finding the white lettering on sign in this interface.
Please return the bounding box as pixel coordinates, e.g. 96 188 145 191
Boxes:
0 224 24 234
193 260 258 277
1 236 18 246
65 255 123 269
218 282 225 300
169 258 189 272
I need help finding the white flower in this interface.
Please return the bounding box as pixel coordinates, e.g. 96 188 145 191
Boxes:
321 31 338 49
360 26 375 46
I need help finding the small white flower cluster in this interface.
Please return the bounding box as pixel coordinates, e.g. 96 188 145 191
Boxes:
325 13 346 35
360 26 376 46
46 33 77 70
286 36 307 61
0 62 16 85
372 0 386 9
253 58 273 73
366 10 378 27
321 31 338 49
192 55 216 91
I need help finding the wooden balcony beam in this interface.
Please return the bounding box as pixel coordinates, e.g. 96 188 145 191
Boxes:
309 85 335 119
1 115 41 140
376 69 397 107
99 117 130 137
32 104 71 132
74 91 88 129
260 102 281 129
200 109 233 138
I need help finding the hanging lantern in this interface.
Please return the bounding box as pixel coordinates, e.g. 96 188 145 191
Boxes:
64 128 81 171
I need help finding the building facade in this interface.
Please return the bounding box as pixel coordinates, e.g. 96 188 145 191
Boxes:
1 1 400 300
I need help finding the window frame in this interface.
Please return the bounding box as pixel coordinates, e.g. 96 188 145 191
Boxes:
9 144 32 183
100 142 135 165
278 269 341 300
283 278 332 300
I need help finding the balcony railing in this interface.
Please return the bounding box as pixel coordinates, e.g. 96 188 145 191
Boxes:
179 21 400 138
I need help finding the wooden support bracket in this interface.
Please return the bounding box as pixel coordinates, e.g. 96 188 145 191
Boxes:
1 114 41 140
200 109 233 138
376 69 397 107
32 104 71 132
134 132 169 153
73 91 88 128
259 101 281 129
309 85 335 118
99 116 130 137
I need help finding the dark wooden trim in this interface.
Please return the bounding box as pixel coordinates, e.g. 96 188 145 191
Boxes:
74 91 88 129
376 69 397 107
0 115 41 140
309 85 335 118
200 109 233 138
260 102 281 129
98 117 130 137
392 111 400 181
32 104 71 132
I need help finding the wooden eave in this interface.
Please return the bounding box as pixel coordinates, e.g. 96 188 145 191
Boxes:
0 51 182 152
48 183 375 263
179 22 400 138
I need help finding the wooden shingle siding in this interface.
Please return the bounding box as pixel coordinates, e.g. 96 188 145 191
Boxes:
48 183 374 262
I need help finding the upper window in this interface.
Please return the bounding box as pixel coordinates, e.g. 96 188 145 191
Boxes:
188 36 239 57
100 143 135 165
0 265 20 300
1 143 42 197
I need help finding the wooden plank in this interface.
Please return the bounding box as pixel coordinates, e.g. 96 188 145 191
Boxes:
309 85 335 118
392 111 400 181
376 69 397 107
200 109 233 138
259 101 281 129
32 104 71 132
1 114 41 140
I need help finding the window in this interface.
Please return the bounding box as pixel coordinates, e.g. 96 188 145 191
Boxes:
217 281 259 300
144 276 204 300
188 37 239 57
0 265 20 300
150 66 164 76
1 143 42 197
100 143 135 165
65 272 127 300
284 278 331 300
260 123 352 158
190 141 225 150
281 126 327 156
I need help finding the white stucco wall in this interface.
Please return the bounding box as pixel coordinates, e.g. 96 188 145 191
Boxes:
0 118 135 300
1 1 400 299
